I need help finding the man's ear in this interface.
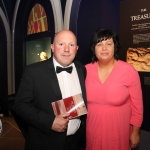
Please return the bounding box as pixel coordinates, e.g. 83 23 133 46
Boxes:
76 46 79 51
51 44 54 52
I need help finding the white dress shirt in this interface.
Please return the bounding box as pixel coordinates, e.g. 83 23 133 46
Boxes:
53 57 82 135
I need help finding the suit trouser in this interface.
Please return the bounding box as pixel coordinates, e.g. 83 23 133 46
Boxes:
63 125 85 150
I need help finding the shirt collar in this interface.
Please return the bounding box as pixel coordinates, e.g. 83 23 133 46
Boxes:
53 57 74 71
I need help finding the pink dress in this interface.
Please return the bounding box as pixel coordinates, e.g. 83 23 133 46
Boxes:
85 60 143 150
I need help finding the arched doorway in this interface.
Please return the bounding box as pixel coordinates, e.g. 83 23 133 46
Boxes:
13 0 55 91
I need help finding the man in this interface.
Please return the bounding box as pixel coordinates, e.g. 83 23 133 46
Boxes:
14 30 87 150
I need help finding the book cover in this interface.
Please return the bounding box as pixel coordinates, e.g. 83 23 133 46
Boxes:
51 93 87 118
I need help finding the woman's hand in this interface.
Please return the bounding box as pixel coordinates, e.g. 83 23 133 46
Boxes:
130 126 140 149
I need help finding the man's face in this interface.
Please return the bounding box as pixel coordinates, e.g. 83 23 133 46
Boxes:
51 30 78 67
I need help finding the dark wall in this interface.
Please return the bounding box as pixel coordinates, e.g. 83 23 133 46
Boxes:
0 0 16 29
70 0 124 65
60 0 67 19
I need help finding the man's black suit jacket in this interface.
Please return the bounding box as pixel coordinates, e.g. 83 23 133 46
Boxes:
14 57 87 150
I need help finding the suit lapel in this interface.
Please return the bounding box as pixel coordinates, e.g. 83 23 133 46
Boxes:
45 58 62 101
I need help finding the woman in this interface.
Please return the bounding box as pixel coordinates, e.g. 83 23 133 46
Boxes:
85 29 143 150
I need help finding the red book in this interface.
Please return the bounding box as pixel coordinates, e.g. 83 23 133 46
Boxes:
51 94 87 118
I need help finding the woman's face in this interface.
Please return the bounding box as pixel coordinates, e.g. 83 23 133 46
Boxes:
95 38 115 62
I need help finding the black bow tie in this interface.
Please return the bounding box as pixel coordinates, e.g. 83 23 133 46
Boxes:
56 66 73 74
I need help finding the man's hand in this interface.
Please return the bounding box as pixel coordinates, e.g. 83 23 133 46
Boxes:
51 113 70 132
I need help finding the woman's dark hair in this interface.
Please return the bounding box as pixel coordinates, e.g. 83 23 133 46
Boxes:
91 29 121 63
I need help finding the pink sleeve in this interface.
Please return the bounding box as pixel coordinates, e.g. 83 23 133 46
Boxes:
129 69 143 127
